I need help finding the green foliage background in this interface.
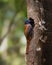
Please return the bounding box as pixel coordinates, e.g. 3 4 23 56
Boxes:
0 0 27 65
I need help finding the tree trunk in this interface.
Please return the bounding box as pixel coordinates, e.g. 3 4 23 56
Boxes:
26 0 47 65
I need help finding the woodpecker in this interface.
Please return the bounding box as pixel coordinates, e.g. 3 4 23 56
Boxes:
24 17 35 54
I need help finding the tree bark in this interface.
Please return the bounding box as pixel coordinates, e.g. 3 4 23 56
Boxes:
26 0 47 65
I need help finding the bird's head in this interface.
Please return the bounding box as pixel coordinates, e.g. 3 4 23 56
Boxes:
25 19 30 24
25 17 35 28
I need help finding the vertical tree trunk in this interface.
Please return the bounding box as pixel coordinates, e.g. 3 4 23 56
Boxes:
26 0 47 65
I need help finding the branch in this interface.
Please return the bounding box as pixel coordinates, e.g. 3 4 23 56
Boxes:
0 0 26 44
0 12 17 44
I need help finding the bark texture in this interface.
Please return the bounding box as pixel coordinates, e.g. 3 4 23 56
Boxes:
26 0 47 65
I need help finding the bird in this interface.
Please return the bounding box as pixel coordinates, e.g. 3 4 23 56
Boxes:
24 17 35 54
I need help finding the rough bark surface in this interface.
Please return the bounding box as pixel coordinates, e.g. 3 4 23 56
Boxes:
26 0 47 65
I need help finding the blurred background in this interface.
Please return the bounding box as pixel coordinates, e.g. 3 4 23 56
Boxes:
0 0 27 65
